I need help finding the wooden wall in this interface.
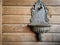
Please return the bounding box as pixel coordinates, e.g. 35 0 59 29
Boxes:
2 0 60 45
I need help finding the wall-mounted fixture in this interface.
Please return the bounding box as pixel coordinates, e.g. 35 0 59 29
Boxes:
28 0 50 41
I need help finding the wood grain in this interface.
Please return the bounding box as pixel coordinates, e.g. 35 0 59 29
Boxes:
3 33 60 42
3 24 60 33
2 24 33 33
2 0 60 43
49 15 60 24
3 0 60 6
3 6 60 15
3 33 37 42
48 25 60 33
3 15 31 24
3 42 60 45
41 33 60 42
3 15 60 24
3 6 31 15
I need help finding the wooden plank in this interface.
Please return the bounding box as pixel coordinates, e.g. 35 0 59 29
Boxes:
48 25 60 33
49 15 60 24
0 2 2 42
3 33 60 42
3 0 36 6
3 42 60 45
3 15 60 24
3 24 60 33
3 6 31 15
2 15 31 24
41 33 60 42
2 24 33 33
3 6 60 15
47 6 60 15
3 33 37 42
3 0 60 6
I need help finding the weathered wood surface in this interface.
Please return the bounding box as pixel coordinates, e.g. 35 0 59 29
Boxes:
2 0 60 43
3 33 60 42
3 6 31 15
3 42 60 45
3 33 37 42
3 15 31 24
2 24 32 33
3 6 60 15
2 15 60 24
3 0 60 6
48 25 60 33
2 24 60 33
41 33 60 42
49 15 60 24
